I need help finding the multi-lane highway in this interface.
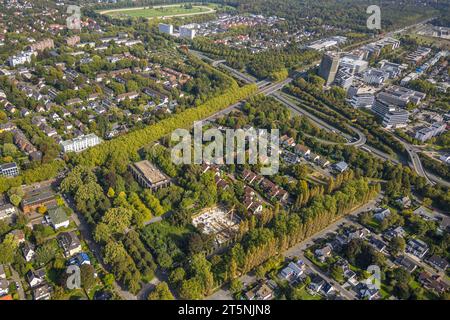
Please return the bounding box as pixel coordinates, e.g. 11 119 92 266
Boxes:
190 34 450 188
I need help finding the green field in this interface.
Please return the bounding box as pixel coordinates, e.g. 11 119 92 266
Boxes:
100 4 216 19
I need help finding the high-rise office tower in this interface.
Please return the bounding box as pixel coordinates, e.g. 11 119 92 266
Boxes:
318 52 340 86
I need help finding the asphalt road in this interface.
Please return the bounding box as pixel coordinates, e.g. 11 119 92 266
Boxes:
206 194 382 300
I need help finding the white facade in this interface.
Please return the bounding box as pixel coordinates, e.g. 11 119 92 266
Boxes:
180 26 196 39
8 51 35 67
60 133 101 153
158 23 173 35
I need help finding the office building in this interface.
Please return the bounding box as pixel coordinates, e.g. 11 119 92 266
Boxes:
377 85 426 107
363 68 387 86
180 25 196 39
7 51 35 67
339 55 368 74
158 23 173 35
318 52 340 86
379 60 404 79
414 122 447 142
348 93 375 109
372 99 409 128
335 68 354 90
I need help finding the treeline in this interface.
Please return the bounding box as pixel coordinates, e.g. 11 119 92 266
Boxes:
70 84 257 167
212 179 380 284
0 160 65 193
218 0 437 32
170 178 379 298
307 141 450 211
287 78 407 156
419 153 450 182
192 38 320 79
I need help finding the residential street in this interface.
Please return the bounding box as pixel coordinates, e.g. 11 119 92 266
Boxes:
64 194 137 300
206 194 382 300
10 266 25 300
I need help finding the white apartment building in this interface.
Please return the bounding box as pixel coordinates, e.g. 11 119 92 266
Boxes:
158 23 173 35
8 51 35 67
60 134 101 153
180 25 196 39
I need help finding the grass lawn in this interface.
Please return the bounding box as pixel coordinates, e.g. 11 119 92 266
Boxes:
143 220 194 245
380 283 391 299
304 250 328 271
294 286 322 300
100 3 218 19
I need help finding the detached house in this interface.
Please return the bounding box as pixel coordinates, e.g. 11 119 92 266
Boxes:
294 144 310 157
427 255 448 271
26 268 46 288
406 239 429 259
57 232 82 258
22 242 36 262
33 283 52 300
315 244 333 262
278 260 305 282
47 206 70 230
0 279 9 296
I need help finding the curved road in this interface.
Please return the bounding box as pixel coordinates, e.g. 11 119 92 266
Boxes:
191 43 449 187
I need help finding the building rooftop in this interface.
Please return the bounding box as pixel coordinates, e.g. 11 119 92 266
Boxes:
48 206 69 225
133 160 168 185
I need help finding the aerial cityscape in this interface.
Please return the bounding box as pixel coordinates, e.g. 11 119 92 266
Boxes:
0 0 449 306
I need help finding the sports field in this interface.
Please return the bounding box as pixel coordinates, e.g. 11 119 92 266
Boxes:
99 4 216 19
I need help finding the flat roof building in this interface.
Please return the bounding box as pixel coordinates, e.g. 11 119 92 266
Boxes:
129 160 171 191
158 23 173 35
378 85 426 107
0 162 19 177
372 99 409 128
21 185 56 215
60 133 101 153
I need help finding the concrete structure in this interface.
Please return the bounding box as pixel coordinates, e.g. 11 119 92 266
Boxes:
348 93 375 109
180 25 196 39
372 99 409 128
414 122 446 142
377 85 426 107
129 160 171 191
158 23 173 35
192 207 240 247
318 52 340 86
60 134 101 153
